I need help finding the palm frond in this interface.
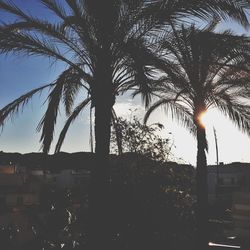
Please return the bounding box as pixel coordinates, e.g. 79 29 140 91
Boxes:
41 0 68 20
65 0 84 18
0 83 54 129
121 36 164 107
153 0 250 27
213 97 250 136
0 1 30 21
144 98 195 135
61 67 84 115
36 68 78 154
55 97 91 153
0 27 69 64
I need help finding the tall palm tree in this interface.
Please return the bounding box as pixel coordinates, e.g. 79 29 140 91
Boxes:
1 1 250 249
144 24 250 248
0 1 158 247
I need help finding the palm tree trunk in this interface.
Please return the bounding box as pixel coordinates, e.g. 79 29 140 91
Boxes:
88 99 113 250
196 123 209 249
87 47 115 248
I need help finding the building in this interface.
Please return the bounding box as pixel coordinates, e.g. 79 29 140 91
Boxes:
208 162 250 206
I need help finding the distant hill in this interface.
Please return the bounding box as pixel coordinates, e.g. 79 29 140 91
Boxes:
0 151 194 173
0 151 22 164
0 151 95 171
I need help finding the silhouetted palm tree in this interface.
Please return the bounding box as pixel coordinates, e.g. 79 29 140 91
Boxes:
1 1 250 249
1 0 250 151
0 1 161 246
144 24 250 249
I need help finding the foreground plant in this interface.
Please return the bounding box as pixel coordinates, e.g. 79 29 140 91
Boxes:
111 114 173 162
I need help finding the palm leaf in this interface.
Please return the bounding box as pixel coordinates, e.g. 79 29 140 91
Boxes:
144 98 195 135
0 83 54 129
55 97 91 153
214 97 250 136
61 67 84 115
153 0 250 27
36 67 82 153
41 0 67 20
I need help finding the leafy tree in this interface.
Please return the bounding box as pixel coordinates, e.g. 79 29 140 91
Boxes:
111 115 173 162
144 24 250 248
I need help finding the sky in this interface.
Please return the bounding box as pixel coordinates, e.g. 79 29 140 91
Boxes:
1 1 250 165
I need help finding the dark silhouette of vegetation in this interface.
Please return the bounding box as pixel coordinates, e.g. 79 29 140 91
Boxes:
0 155 196 250
144 24 250 248
111 115 173 162
1 1 250 249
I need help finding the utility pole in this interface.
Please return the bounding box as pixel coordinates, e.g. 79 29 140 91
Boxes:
213 127 219 200
213 127 219 165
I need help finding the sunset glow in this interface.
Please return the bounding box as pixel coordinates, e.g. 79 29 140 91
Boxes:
199 111 208 128
199 109 222 129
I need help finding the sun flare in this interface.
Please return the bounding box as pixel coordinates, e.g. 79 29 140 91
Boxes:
199 111 208 127
199 109 222 128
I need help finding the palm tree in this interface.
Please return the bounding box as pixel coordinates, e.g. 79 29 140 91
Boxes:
0 1 157 247
144 24 250 249
1 1 250 249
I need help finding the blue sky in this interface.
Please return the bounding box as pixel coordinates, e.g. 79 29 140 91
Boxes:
1 1 250 165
